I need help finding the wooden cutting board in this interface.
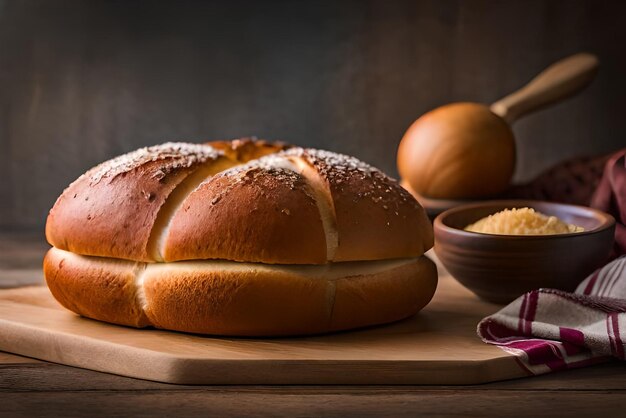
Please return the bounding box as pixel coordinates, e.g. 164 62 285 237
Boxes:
0 269 527 385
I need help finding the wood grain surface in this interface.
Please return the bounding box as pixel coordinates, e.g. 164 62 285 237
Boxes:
2 0 626 230
1 233 626 416
1 354 625 418
0 267 526 385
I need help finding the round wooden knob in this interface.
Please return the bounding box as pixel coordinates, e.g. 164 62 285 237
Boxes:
397 102 515 199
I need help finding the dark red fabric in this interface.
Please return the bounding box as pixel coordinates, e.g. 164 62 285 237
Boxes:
590 149 626 258
506 153 610 205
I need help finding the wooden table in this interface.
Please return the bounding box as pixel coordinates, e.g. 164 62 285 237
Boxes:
1 232 626 417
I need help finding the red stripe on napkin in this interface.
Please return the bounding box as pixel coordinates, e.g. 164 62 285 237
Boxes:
583 270 600 295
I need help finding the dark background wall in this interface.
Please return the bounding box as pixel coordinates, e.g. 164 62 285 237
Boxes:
1 0 625 230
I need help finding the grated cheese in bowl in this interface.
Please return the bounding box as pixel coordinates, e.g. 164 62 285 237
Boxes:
464 207 584 235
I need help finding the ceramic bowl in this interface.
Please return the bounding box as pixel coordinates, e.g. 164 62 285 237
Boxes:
434 200 615 304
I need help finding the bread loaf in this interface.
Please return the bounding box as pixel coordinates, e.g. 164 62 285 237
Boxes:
44 139 437 336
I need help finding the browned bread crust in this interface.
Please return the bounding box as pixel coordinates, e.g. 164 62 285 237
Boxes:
162 161 328 264
46 140 432 264
207 137 292 162
44 247 437 336
45 143 225 261
283 148 433 261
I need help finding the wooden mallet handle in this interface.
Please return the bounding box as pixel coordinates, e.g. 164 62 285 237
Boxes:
490 53 599 125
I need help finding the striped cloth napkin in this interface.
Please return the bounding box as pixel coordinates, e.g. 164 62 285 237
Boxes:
478 257 626 375
478 150 626 375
